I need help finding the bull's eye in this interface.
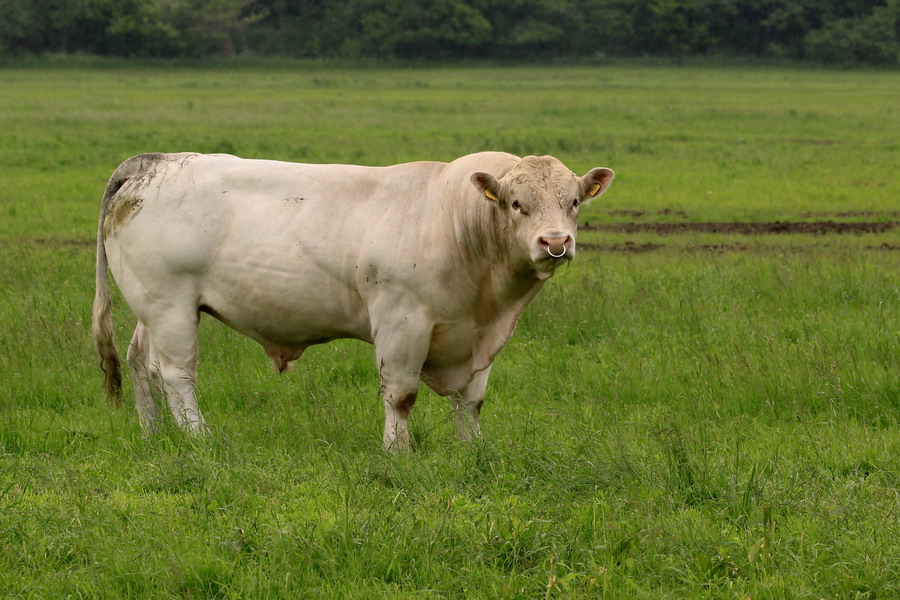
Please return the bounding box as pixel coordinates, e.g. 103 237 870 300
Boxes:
511 200 522 212
572 198 580 208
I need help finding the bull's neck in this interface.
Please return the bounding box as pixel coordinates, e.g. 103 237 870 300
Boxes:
454 194 546 312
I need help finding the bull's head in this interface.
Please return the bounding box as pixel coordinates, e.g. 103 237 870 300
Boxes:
471 156 614 277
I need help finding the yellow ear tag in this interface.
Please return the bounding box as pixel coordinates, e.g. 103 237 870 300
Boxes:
588 183 602 196
485 189 499 201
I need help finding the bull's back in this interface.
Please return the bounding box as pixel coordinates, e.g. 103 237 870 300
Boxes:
102 153 446 346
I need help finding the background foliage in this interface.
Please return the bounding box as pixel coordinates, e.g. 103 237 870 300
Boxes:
1 0 899 65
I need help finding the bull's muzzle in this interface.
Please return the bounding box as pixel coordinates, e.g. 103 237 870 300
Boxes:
538 235 572 258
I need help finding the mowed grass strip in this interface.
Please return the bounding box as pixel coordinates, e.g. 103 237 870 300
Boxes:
0 63 898 598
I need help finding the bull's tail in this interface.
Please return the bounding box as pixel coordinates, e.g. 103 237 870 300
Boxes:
91 154 158 405
92 214 122 405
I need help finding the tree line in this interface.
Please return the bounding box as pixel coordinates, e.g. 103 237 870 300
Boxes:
2 0 898 65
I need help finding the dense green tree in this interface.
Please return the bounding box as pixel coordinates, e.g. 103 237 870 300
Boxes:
567 0 642 56
243 0 325 56
353 0 492 58
0 0 41 54
805 0 899 63
0 0 116 54
640 0 713 55
476 0 575 56
0 0 897 64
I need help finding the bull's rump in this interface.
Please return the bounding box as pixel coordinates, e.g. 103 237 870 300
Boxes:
103 153 445 348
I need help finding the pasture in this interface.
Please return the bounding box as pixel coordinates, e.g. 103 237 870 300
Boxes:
0 63 898 598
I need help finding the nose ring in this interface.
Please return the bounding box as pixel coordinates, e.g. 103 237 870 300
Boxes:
547 246 566 258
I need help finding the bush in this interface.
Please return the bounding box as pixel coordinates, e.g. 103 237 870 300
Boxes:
805 2 900 65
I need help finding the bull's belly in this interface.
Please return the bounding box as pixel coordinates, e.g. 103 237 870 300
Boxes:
198 274 372 348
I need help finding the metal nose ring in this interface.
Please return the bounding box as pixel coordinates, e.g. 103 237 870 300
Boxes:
547 246 566 258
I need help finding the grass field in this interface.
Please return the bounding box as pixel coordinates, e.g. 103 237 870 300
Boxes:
0 62 898 598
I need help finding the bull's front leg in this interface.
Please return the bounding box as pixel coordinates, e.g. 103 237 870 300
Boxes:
374 322 431 451
451 364 492 442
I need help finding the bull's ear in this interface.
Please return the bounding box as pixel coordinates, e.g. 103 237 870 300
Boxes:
580 167 615 202
471 172 501 202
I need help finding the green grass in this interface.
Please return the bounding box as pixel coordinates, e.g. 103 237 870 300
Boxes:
1 63 898 598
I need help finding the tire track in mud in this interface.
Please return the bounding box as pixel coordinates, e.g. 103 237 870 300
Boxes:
580 215 899 253
579 242 900 254
581 221 897 235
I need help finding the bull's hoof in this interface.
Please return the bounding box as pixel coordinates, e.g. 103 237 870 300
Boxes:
383 433 412 452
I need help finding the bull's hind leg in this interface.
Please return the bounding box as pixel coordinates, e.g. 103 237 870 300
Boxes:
146 309 207 433
127 322 161 433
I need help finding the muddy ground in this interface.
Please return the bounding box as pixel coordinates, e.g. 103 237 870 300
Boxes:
582 220 897 235
579 241 900 253
580 213 899 253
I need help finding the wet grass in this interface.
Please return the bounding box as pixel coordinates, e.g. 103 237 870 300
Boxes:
0 63 898 598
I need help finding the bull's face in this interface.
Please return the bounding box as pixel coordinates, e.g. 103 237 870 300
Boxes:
471 156 614 278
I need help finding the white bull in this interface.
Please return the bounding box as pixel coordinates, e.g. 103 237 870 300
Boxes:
91 152 614 449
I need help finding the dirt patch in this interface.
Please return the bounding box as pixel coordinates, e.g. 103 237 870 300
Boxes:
685 243 756 253
606 208 689 219
782 138 840 146
798 211 900 218
0 238 96 247
580 241 900 253
582 221 897 235
102 194 143 238
579 241 664 253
